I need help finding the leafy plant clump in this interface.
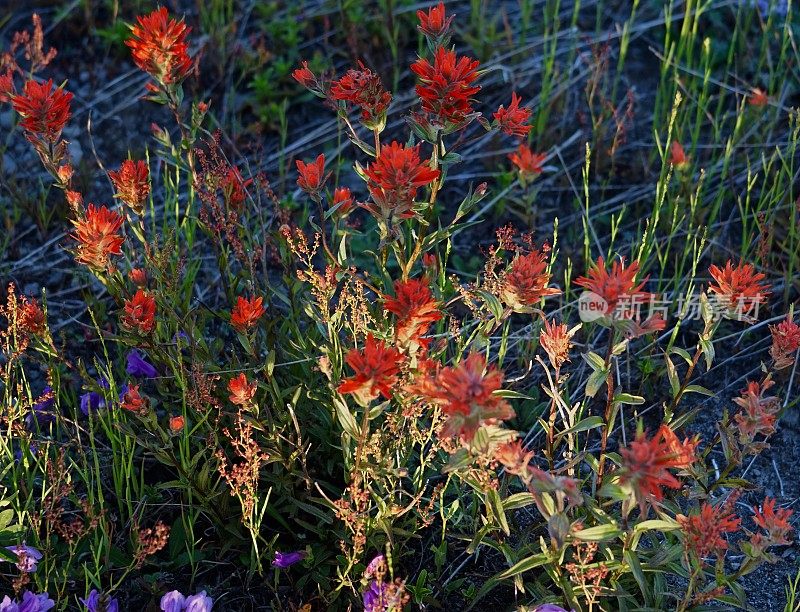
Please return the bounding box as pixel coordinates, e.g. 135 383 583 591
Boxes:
0 2 798 611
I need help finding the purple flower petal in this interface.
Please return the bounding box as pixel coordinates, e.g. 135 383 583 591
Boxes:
5 545 42 573
184 591 213 612
126 350 158 378
159 590 185 612
272 550 306 568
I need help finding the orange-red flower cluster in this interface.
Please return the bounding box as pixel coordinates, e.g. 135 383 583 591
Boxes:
493 92 531 138
126 7 193 86
509 144 545 178
575 256 651 316
677 499 741 560
669 141 689 169
499 248 559 311
230 296 266 332
733 377 780 444
292 61 316 89
708 260 769 321
749 87 768 107
109 160 150 215
71 204 125 271
228 373 257 405
495 438 534 477
411 47 480 127
122 289 156 334
363 141 440 220
769 316 800 370
414 352 514 441
417 1 454 39
539 318 573 371
11 79 72 143
338 335 404 404
296 154 327 195
750 498 794 551
121 384 147 414
384 278 442 348
220 165 253 209
331 186 354 216
619 424 696 513
331 62 392 129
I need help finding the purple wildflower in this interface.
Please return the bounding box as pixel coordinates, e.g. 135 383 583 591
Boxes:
80 590 119 612
5 544 42 572
126 350 158 378
533 606 571 612
0 591 55 612
26 387 55 429
80 379 109 416
184 591 213 612
272 550 306 568
159 591 185 612
362 580 387 612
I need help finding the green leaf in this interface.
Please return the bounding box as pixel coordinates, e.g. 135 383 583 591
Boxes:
614 392 645 405
487 489 510 536
684 384 714 397
333 398 359 438
494 553 549 580
665 355 680 398
573 523 621 541
557 416 604 439
503 492 536 510
585 368 608 398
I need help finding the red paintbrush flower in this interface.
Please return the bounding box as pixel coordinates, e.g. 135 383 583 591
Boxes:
169 415 185 433
130 268 148 287
384 278 442 347
619 424 696 513
126 7 193 85
751 498 794 547
121 384 147 414
109 159 150 215
539 319 573 371
122 289 156 334
413 352 514 441
220 165 253 208
770 316 800 370
19 297 45 336
331 186 354 216
677 500 741 560
296 154 327 195
508 144 545 178
749 87 769 107
708 260 770 321
417 1 454 39
493 92 532 138
11 79 72 143
499 248 560 311
363 141 440 220
71 204 124 271
495 438 535 477
669 141 689 168
575 256 651 317
230 296 266 332
331 62 392 129
733 377 780 444
338 335 404 404
411 47 480 127
292 61 315 88
228 373 257 405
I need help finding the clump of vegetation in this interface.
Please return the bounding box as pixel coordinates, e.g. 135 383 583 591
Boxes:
0 1 798 610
